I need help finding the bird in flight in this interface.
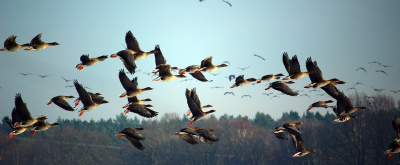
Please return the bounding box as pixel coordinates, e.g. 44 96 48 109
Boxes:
376 70 388 75
222 61 230 65
390 90 400 93
65 85 74 88
20 73 31 76
300 94 311 98
211 86 224 89
263 93 273 96
241 95 251 98
378 63 392 67
347 87 357 91
368 61 381 65
353 82 364 87
226 75 235 81
254 54 265 60
271 95 280 99
62 76 73 82
371 87 385 92
210 73 220 76
222 0 232 7
356 67 367 73
180 79 193 82
224 92 234 96
38 75 50 78
238 66 250 70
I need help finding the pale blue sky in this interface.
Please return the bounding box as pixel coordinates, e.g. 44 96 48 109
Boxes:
1 1 400 123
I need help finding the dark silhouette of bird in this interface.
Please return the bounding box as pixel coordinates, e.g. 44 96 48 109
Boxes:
65 85 74 88
376 70 388 75
227 75 235 81
211 86 224 89
253 54 265 60
369 61 381 65
210 73 220 76
309 89 320 93
180 79 193 82
62 76 73 82
241 95 251 98
356 67 367 73
20 73 31 76
222 61 230 65
316 94 326 96
347 87 357 91
390 90 400 93
353 82 364 87
379 63 392 67
224 92 234 96
238 66 250 70
372 87 385 92
222 0 232 7
271 95 281 99
38 75 49 78
263 93 273 96
300 94 311 98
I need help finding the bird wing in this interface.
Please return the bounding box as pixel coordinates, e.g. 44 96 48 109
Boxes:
29 33 43 46
290 55 301 74
186 88 203 117
153 44 166 66
195 128 219 143
119 69 136 92
14 93 33 121
52 96 74 111
393 116 400 139
283 125 301 135
127 104 158 118
289 133 298 152
282 52 291 74
189 73 210 82
201 56 213 68
120 128 145 140
125 31 141 52
274 132 287 140
73 80 94 106
124 135 145 150
179 134 199 145
321 84 340 98
295 134 306 152
306 57 323 83
116 50 137 74
235 75 245 84
273 82 298 96
80 54 90 62
190 88 203 108
158 64 173 76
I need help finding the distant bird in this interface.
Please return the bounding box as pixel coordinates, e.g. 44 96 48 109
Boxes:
271 95 281 99
237 66 250 70
257 73 285 83
119 69 153 97
75 54 108 70
390 90 400 94
195 56 228 73
224 92 235 96
20 73 31 76
308 100 334 110
379 63 392 68
253 54 265 60
30 120 59 135
65 85 74 88
227 75 235 81
356 67 367 73
180 79 193 82
222 0 232 7
364 96 375 99
368 61 381 65
241 95 252 98
299 94 310 98
124 104 158 118
153 64 186 82
222 61 230 65
211 86 224 89
308 89 321 93
376 70 388 75
262 93 273 96
353 82 364 87
347 87 357 91
38 75 49 78
265 81 298 96
316 94 326 96
230 75 257 88
289 134 316 158
0 35 29 52
24 33 59 51
175 127 200 145
118 128 146 150
372 87 385 92
61 76 73 82
186 88 216 125
47 95 75 111
73 80 109 116
304 57 344 89
210 73 220 76
282 52 315 81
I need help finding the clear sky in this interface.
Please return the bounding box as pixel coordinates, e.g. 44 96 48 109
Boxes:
1 1 400 123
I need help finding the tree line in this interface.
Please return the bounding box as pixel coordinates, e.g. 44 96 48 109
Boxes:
0 92 399 165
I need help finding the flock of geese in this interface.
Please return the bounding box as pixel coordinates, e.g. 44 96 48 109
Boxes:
1 31 399 157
